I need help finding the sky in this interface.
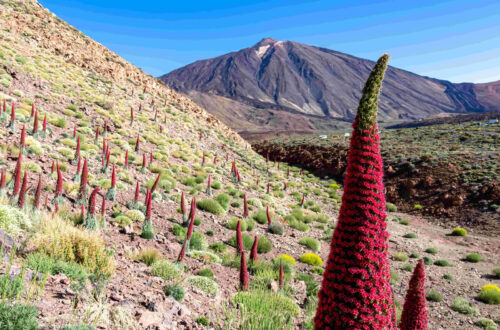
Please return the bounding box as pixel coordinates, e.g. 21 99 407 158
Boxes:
38 0 500 83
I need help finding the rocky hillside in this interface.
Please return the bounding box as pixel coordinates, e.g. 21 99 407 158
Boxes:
0 1 498 329
161 37 500 133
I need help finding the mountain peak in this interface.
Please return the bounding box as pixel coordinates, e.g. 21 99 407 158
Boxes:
255 37 277 47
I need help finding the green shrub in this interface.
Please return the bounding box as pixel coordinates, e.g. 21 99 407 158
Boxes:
402 264 413 272
451 297 478 315
390 269 399 285
434 260 451 267
257 236 272 254
409 253 419 259
246 219 256 231
135 248 162 266
124 209 145 222
215 193 231 210
443 274 452 280
209 242 226 253
413 204 423 210
465 253 482 263
404 233 417 238
190 232 207 251
187 276 218 296
300 253 323 266
211 182 222 190
172 224 186 237
289 219 310 232
493 268 500 279
0 303 38 330
475 318 497 330
195 317 209 326
477 288 500 305
113 215 131 227
451 227 467 236
298 237 320 252
188 251 221 264
197 268 214 278
268 222 284 235
393 252 408 262
311 266 324 275
426 290 443 302
226 218 247 231
230 290 300 329
228 234 254 251
151 260 181 280
163 284 184 302
386 202 397 212
423 256 433 265
399 218 409 225
251 209 274 224
425 248 438 255
25 252 88 284
197 199 225 215
62 325 95 330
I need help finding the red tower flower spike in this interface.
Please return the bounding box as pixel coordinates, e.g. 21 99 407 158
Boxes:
206 175 212 196
186 198 196 242
236 220 243 254
43 114 47 134
73 125 77 138
84 187 100 230
181 191 187 222
150 151 153 164
134 181 140 203
130 107 134 125
141 153 146 173
242 194 249 218
0 169 6 190
141 190 154 239
135 134 140 152
106 164 116 201
18 171 28 208
151 173 161 194
400 260 428 330
266 182 270 194
279 261 284 289
55 163 63 197
314 54 394 329
8 102 15 131
124 150 129 168
250 236 258 262
34 173 42 209
239 251 249 291
73 135 81 163
32 110 39 135
30 103 35 118
266 206 272 224
177 239 187 263
300 194 305 208
95 126 100 143
78 158 88 203
12 152 22 196
20 124 26 149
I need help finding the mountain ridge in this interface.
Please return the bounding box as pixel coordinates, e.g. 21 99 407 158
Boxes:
161 38 500 133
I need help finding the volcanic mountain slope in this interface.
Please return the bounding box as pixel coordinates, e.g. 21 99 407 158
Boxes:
0 1 499 329
161 37 500 133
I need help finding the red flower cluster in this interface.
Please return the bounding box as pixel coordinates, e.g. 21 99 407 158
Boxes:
400 260 428 330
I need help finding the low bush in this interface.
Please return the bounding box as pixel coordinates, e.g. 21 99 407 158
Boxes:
300 253 323 266
257 236 272 254
451 227 467 236
451 297 478 315
434 259 451 267
187 276 218 296
386 202 397 212
215 193 230 210
393 252 408 262
251 209 275 224
135 248 162 266
209 242 226 253
403 233 417 239
163 284 184 302
493 268 500 279
426 290 443 302
226 218 247 231
228 234 253 251
477 285 500 304
298 237 320 252
197 199 225 215
190 232 207 251
0 303 38 330
475 318 497 329
425 247 438 255
197 268 214 278
25 252 88 285
465 253 482 263
398 218 409 225
151 260 181 281
188 251 221 264
443 274 452 280
268 222 284 235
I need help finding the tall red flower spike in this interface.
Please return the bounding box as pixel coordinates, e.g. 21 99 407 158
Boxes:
236 220 243 253
400 260 428 330
242 194 249 217
88 187 100 216
18 171 28 208
266 206 272 224
300 194 305 207
202 152 205 165
239 251 249 291
8 102 15 129
78 158 88 202
213 156 217 165
186 198 196 241
73 125 77 138
111 164 116 188
177 239 187 262
151 173 161 194
124 150 129 168
51 160 55 173
181 191 186 217
95 126 100 142
250 236 258 262
144 188 150 206
279 261 284 289
55 163 63 197
43 114 47 132
134 181 140 203
32 110 38 134
142 153 146 170
31 103 35 118
130 107 134 124
314 54 395 329
34 173 42 209
135 134 140 152
73 135 81 162
12 152 22 196
267 183 270 194
146 191 152 221
20 125 26 148
150 151 153 164
0 169 6 189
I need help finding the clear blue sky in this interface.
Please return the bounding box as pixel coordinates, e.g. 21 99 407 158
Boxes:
39 0 500 83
